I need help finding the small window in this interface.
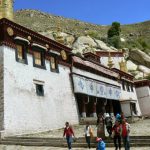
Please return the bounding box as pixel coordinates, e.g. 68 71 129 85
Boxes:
15 43 28 64
36 84 44 96
131 84 134 92
126 83 130 92
122 81 126 91
50 56 59 72
33 50 46 69
34 51 42 66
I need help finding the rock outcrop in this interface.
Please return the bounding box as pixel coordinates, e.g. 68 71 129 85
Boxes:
129 49 150 68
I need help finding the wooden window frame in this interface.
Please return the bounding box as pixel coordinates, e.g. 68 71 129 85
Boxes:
32 48 46 70
50 54 59 73
15 41 28 64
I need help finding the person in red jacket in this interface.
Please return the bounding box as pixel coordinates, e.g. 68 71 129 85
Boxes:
112 120 121 150
63 122 75 150
120 119 130 150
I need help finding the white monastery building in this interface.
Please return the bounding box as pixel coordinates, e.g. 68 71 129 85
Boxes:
135 80 150 117
0 0 144 137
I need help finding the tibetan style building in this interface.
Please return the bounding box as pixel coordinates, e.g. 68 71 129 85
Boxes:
112 68 141 117
71 52 122 118
135 80 150 117
0 18 79 136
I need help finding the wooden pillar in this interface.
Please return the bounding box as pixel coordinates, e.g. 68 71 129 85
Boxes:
92 99 97 117
81 98 86 118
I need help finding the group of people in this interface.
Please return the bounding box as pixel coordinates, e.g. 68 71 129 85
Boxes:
112 113 130 150
102 112 130 150
63 112 130 150
63 121 105 150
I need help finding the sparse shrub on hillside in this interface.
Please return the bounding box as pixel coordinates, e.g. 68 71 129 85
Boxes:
108 36 121 49
86 30 100 39
107 22 121 48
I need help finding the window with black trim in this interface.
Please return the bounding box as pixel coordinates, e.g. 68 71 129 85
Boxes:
50 56 59 73
15 43 28 64
33 50 46 69
131 84 134 92
126 82 130 92
122 81 126 91
36 84 44 96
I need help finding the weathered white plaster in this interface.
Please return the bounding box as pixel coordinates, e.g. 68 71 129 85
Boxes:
120 85 141 116
136 86 150 116
72 67 120 87
100 57 123 69
3 46 79 136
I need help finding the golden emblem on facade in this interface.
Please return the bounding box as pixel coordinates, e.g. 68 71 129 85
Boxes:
45 44 49 51
60 50 67 60
7 27 14 36
27 36 32 41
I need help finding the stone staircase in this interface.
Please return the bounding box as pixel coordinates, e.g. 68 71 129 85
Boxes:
1 136 150 148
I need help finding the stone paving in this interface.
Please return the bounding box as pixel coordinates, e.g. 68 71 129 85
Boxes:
0 119 150 150
23 118 150 138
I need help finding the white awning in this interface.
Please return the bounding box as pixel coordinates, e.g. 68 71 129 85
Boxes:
72 74 121 100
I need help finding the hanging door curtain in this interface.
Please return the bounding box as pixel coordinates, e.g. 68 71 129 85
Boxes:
72 74 121 100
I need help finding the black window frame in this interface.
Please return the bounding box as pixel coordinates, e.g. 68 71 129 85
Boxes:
49 53 59 73
122 80 126 91
15 41 28 64
35 84 44 96
130 84 134 92
126 82 130 92
32 47 46 70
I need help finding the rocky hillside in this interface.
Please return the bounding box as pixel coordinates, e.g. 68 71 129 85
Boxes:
14 10 150 79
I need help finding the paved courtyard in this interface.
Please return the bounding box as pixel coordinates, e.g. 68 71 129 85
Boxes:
0 119 150 150
24 118 150 138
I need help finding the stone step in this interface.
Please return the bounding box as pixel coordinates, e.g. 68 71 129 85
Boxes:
1 140 150 147
1 136 150 147
2 138 150 143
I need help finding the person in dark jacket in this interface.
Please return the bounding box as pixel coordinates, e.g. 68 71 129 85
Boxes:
112 120 121 150
63 122 75 150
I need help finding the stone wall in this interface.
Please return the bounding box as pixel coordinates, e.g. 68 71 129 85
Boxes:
0 46 4 130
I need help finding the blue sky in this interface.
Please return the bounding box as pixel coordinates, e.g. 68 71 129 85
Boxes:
14 0 150 25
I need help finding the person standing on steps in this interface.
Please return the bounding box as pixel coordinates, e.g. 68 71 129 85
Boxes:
112 120 122 150
97 113 105 138
63 122 75 150
84 121 93 149
120 118 130 150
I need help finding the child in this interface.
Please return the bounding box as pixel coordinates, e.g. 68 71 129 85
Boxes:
96 137 106 150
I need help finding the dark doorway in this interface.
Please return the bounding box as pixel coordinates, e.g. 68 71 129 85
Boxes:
112 100 121 116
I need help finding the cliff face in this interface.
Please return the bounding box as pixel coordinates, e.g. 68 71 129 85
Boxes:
14 9 150 79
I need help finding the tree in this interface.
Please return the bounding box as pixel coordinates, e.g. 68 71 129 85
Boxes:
107 22 121 38
107 22 121 48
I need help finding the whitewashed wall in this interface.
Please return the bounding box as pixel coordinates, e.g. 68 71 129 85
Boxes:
121 103 131 117
120 84 141 116
100 57 123 69
72 67 120 87
3 46 79 136
136 86 150 116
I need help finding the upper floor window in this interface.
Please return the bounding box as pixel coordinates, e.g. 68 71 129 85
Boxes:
126 83 130 92
33 50 46 69
50 56 59 73
15 43 28 64
131 84 134 92
122 81 126 91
